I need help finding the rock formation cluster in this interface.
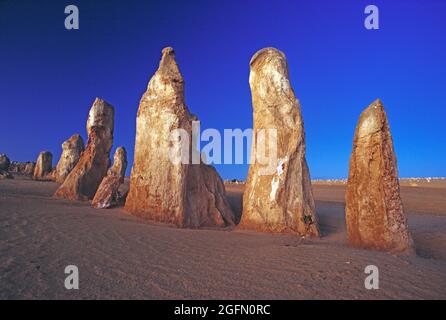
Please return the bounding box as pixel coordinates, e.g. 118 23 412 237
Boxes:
92 146 128 209
345 99 413 253
33 151 53 181
54 98 114 200
53 134 85 183
124 47 234 228
8 161 35 175
5 46 415 254
239 48 319 237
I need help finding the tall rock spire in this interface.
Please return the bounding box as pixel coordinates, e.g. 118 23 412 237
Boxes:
54 98 114 200
239 48 319 237
124 47 234 228
345 99 413 253
53 134 85 184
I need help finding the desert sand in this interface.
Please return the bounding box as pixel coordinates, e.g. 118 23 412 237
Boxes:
1 175 446 299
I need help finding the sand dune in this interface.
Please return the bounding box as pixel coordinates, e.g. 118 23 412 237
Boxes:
1 176 445 299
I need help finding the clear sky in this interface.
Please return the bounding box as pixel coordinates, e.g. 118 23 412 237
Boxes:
1 0 445 180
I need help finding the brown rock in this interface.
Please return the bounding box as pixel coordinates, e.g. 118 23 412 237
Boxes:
345 99 414 253
33 151 53 180
239 48 319 237
54 98 114 200
24 162 35 175
0 169 13 179
8 161 35 175
53 134 85 183
124 47 234 228
92 147 128 209
0 154 10 170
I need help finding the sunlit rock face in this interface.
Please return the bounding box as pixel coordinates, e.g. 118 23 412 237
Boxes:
239 47 319 237
92 146 128 209
124 47 234 228
33 151 53 181
53 134 85 183
54 98 114 200
345 99 413 253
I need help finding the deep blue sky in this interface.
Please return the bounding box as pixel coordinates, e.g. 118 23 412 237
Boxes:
1 0 445 179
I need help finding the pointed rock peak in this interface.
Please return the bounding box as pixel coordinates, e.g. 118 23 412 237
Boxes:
63 134 84 149
357 99 387 138
162 46 174 57
157 47 183 81
109 146 128 178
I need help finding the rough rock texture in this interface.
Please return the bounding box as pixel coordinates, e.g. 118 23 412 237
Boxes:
92 147 128 209
239 48 319 237
0 169 13 179
0 154 10 170
53 134 85 183
8 161 35 175
33 151 53 180
124 47 234 228
345 99 414 253
54 98 114 200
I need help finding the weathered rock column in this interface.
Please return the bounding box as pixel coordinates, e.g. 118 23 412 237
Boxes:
54 98 114 200
92 146 127 209
345 99 413 253
239 47 319 237
33 151 53 180
53 134 85 183
124 47 234 228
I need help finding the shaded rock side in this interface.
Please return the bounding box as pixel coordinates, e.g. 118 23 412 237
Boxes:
33 151 53 180
124 47 234 228
92 146 128 209
0 154 10 170
345 99 413 253
0 169 13 179
54 98 114 200
239 48 319 237
53 134 85 183
0 154 12 179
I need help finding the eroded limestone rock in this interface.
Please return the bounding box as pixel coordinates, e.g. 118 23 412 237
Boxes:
239 48 319 237
0 154 10 170
33 151 53 180
53 134 85 183
124 47 234 227
345 99 413 253
54 98 114 200
92 146 127 209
